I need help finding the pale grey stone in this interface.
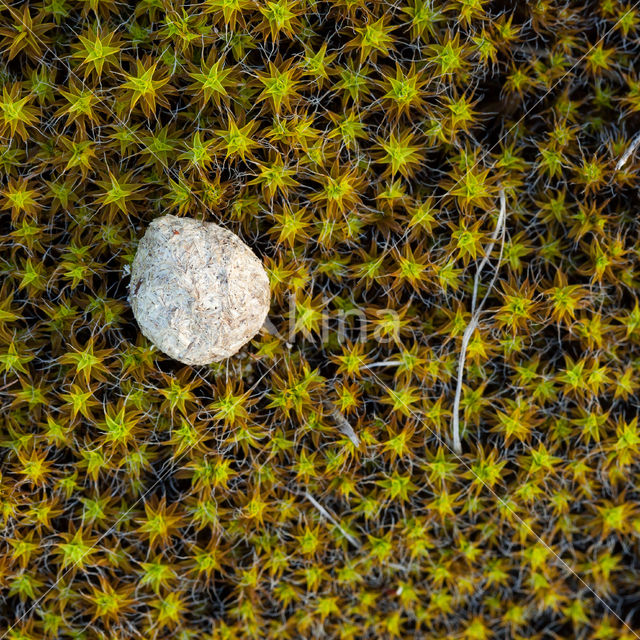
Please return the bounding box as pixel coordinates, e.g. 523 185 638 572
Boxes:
129 215 270 365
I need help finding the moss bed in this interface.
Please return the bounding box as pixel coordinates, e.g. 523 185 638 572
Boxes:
1 0 640 638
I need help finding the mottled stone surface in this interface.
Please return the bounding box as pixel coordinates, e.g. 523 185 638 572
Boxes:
129 215 270 365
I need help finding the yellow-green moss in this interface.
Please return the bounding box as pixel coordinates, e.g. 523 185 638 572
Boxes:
1 0 640 638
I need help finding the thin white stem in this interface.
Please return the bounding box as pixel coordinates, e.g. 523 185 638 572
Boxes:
472 195 507 311
452 190 507 454
362 361 403 369
452 316 478 453
615 131 640 171
324 399 361 447
304 491 361 548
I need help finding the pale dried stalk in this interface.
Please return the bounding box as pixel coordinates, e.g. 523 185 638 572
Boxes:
615 131 640 171
451 190 507 454
304 491 361 548
323 399 361 447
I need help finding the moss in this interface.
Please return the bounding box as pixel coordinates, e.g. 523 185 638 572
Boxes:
1 0 640 638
